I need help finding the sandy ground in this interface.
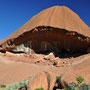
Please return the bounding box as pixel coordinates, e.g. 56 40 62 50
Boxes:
0 54 90 85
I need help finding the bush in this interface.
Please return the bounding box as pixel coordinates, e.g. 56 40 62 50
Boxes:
63 87 70 90
2 80 28 90
69 82 79 90
0 84 6 88
80 83 88 90
56 76 60 83
64 76 90 90
88 86 90 90
76 76 84 86
35 88 44 90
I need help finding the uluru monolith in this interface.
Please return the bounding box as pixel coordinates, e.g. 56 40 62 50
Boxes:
0 6 90 54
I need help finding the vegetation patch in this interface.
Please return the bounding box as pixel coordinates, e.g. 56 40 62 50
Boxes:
0 84 6 88
64 76 90 90
0 80 28 90
35 88 44 90
55 76 60 83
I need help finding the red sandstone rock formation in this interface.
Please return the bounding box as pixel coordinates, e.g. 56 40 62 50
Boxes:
27 70 56 90
0 6 90 53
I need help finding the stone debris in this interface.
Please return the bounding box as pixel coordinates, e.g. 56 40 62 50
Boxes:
54 59 63 67
0 51 88 67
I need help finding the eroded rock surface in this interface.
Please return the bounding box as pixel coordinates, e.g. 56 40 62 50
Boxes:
27 70 56 90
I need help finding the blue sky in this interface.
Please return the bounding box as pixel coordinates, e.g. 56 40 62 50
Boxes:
0 0 90 40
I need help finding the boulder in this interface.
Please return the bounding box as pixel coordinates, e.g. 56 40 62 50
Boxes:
55 57 60 60
54 59 63 67
27 72 48 90
58 77 67 88
49 52 55 60
43 55 50 60
57 72 78 88
30 54 37 59
43 52 55 61
44 70 56 90
27 70 56 90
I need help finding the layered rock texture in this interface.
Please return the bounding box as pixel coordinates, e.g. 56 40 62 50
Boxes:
0 6 90 54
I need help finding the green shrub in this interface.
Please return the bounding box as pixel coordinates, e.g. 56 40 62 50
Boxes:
80 83 88 90
76 76 84 86
35 88 44 90
0 84 6 88
56 76 60 83
2 80 28 90
63 76 90 90
63 87 70 90
88 86 90 90
69 82 79 90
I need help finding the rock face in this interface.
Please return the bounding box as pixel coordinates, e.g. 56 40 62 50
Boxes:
0 6 90 54
28 72 48 90
27 70 56 90
45 70 56 90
